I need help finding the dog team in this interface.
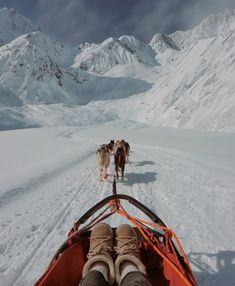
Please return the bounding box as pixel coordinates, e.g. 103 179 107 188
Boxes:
96 139 130 181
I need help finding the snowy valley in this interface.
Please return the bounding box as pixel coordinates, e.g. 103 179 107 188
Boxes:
0 8 235 132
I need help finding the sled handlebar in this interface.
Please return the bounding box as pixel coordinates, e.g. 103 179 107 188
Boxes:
76 194 166 227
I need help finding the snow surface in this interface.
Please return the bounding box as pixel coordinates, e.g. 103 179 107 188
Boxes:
0 122 234 286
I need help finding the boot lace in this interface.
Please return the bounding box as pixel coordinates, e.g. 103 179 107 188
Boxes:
115 235 139 256
87 236 112 258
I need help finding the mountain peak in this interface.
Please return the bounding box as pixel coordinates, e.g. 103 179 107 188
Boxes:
170 9 235 49
192 8 235 39
72 34 158 73
0 7 38 46
119 35 145 52
150 33 180 52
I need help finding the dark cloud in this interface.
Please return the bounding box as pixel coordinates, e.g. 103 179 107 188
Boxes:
0 0 235 45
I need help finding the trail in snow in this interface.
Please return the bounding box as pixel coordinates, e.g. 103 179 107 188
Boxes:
0 125 234 286
1 152 94 286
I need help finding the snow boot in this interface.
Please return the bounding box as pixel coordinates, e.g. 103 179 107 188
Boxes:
115 224 146 284
82 223 115 285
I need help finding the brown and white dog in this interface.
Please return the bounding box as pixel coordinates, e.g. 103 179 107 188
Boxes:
96 145 110 181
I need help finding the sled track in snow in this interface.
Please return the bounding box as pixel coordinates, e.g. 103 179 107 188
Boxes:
129 151 157 213
11 165 100 286
0 149 95 209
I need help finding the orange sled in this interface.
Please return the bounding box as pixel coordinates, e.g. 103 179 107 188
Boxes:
34 192 197 286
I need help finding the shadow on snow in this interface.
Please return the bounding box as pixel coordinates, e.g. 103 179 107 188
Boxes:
134 160 156 167
188 251 235 286
123 171 157 186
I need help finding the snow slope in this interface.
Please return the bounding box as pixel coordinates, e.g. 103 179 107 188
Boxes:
0 123 234 286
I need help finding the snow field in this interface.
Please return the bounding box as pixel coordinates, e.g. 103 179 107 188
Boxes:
0 123 234 286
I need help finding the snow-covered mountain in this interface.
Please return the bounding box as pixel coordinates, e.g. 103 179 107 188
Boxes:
0 28 150 106
73 35 158 73
171 9 235 48
0 7 38 46
141 9 235 131
150 33 180 56
0 7 235 132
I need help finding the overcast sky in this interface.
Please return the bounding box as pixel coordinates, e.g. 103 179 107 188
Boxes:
1 0 235 45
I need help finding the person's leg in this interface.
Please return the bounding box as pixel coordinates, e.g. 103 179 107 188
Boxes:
79 270 108 286
82 223 115 285
115 224 152 286
120 271 152 286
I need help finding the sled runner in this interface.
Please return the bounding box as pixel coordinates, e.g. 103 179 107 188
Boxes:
34 182 197 286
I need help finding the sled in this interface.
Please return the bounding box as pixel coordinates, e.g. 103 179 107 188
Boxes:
34 182 197 286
